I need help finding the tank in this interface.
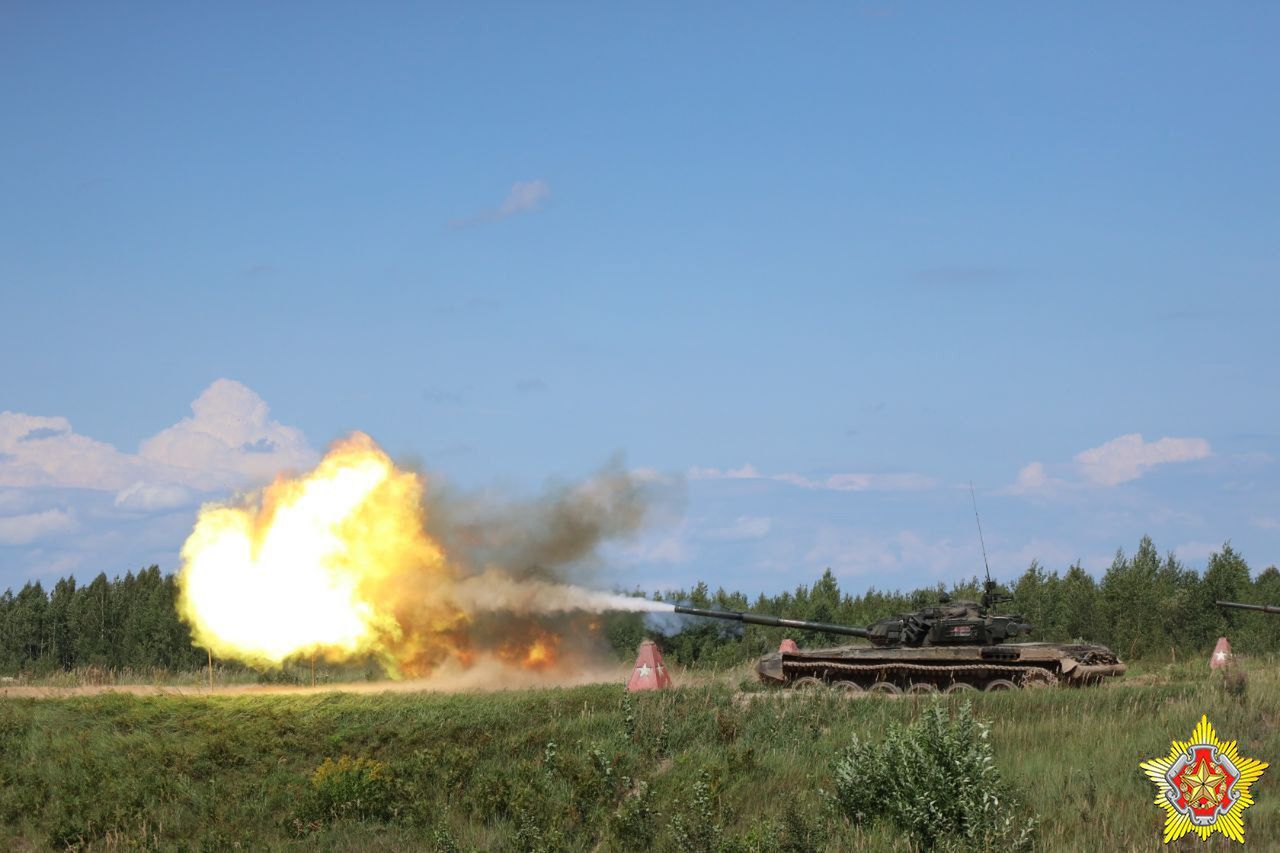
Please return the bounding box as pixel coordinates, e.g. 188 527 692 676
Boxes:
673 585 1126 693
1217 600 1280 615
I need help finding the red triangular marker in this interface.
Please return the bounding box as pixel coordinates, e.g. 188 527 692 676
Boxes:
779 639 799 653
627 639 673 691
1210 636 1233 669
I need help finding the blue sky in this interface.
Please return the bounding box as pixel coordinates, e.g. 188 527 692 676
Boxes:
2 3 1278 595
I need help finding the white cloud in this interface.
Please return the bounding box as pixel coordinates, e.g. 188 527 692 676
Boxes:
804 528 971 579
1003 461 1071 497
993 538 1080 572
0 508 77 545
624 525 695 565
452 179 551 227
498 179 550 217
0 379 316 496
704 515 773 541
0 413 140 490
113 482 193 512
790 472 936 492
1172 541 1221 564
689 464 935 492
138 379 315 490
1013 462 1047 492
1007 433 1212 496
628 467 678 486
690 464 761 480
1073 433 1211 486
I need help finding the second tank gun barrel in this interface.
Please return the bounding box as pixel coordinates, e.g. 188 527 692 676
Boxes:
673 605 871 639
1217 600 1280 615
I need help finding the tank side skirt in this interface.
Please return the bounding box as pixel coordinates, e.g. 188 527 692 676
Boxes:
784 660 1060 688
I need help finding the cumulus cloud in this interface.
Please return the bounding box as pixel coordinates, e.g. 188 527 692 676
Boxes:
1073 433 1211 486
1003 461 1070 497
1008 433 1212 495
1012 462 1048 492
690 464 935 492
0 508 77 546
0 379 316 495
0 413 140 490
138 379 315 490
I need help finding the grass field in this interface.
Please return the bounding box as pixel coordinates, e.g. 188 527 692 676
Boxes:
1 660 1276 851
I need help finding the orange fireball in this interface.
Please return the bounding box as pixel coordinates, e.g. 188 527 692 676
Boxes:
176 432 462 671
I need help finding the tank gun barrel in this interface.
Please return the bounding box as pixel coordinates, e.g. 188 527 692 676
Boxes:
1217 600 1280 615
673 605 871 639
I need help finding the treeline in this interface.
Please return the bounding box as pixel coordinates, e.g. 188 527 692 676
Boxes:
0 566 206 675
2 537 1278 676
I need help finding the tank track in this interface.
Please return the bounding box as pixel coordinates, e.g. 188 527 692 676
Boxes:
785 660 1059 690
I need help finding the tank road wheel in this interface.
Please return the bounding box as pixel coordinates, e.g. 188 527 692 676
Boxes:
944 682 977 694
984 679 1019 692
832 680 864 694
792 676 824 690
905 682 938 695
867 681 903 696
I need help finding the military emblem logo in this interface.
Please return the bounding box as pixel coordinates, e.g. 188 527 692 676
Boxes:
1140 715 1267 843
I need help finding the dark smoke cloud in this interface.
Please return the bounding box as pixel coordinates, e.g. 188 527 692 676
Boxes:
421 459 658 583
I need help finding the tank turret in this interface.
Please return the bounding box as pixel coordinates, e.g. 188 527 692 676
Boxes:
674 598 1032 649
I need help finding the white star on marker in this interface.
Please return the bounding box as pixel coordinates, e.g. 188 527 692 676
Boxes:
656 664 665 677
1214 651 1228 662
636 663 652 678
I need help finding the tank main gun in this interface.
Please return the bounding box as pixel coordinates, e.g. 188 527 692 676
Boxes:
672 605 871 639
673 601 1032 648
1217 600 1280 615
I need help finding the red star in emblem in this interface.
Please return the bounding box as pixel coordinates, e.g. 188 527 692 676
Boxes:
1171 747 1236 818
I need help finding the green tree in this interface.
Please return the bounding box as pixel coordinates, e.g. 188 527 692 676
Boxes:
46 577 78 671
1057 564 1099 641
73 573 115 667
8 582 49 670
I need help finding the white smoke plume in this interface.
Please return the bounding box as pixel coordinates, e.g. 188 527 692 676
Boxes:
450 570 676 615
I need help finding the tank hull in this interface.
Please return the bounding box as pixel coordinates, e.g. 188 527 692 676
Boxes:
756 641 1125 691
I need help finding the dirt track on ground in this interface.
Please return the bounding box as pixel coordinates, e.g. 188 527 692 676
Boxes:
0 662 714 699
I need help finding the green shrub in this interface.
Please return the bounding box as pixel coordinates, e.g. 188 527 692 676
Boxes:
831 700 1036 852
297 756 397 825
668 770 723 852
514 806 564 852
612 780 656 851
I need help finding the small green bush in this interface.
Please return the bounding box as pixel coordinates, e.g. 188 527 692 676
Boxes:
668 770 723 852
297 756 398 825
831 700 1037 852
612 780 656 851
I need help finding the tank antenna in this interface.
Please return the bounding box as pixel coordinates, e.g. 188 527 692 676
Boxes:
970 481 997 610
